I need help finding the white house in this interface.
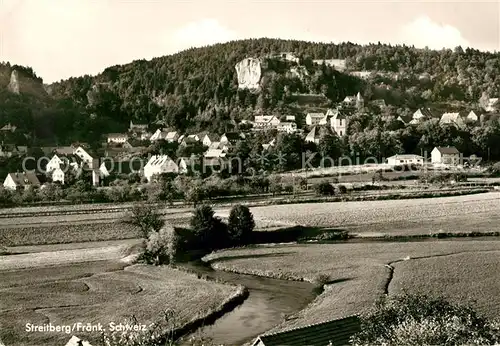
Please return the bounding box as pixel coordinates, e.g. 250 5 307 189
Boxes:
413 108 434 122
165 131 179 143
65 335 93 346
74 146 94 165
484 98 499 112
387 154 424 166
431 146 461 166
51 167 66 184
276 122 297 133
343 92 362 105
46 154 65 173
330 111 348 136
107 133 128 144
254 115 281 128
466 111 479 123
150 129 167 141
285 115 296 121
143 155 179 182
440 112 465 128
201 133 219 147
3 172 41 190
305 113 325 126
262 139 276 150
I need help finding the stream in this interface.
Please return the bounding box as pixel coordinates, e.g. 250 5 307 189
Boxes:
177 261 317 346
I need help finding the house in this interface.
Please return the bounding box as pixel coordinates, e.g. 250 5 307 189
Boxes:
466 110 479 123
484 98 499 112
330 111 348 136
439 112 466 128
396 115 412 125
387 154 424 166
143 155 179 182
107 133 128 144
431 146 461 166
251 315 360 346
204 149 227 159
180 135 199 146
73 146 94 165
277 122 297 133
177 156 198 174
46 154 66 173
200 133 219 147
220 132 242 145
343 92 362 105
51 167 66 184
65 335 93 346
305 127 321 144
3 172 41 190
150 129 167 141
305 113 325 126
0 123 17 132
140 131 152 141
412 108 434 122
285 115 296 121
254 115 281 128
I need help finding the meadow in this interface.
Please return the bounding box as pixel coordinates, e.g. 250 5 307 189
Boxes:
0 246 245 346
243 192 500 236
204 240 500 333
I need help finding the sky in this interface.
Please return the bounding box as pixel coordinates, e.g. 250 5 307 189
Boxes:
0 0 499 83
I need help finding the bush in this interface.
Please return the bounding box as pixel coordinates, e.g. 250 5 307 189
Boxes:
314 181 335 196
336 184 348 194
351 294 500 346
142 224 178 265
227 204 255 245
128 203 164 238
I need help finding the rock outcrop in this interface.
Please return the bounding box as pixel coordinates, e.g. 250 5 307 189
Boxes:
235 58 262 90
7 70 20 94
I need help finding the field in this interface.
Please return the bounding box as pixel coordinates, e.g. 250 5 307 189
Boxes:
0 243 245 346
204 240 500 332
243 192 500 236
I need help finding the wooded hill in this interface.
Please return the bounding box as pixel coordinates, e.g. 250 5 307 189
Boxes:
1 38 500 145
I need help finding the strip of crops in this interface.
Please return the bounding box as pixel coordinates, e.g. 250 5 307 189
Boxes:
0 221 141 247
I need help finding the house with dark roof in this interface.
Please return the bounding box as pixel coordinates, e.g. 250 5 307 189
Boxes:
220 132 242 145
251 315 361 346
431 146 461 166
3 171 41 190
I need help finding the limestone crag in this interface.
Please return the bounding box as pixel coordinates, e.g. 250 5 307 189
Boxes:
7 70 20 94
235 58 262 90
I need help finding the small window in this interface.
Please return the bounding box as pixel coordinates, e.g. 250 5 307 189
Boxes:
339 119 343 126
339 130 343 136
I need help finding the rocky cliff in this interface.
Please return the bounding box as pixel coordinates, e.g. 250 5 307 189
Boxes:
235 58 262 90
7 70 20 94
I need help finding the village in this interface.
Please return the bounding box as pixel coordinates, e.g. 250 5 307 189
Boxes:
2 88 497 191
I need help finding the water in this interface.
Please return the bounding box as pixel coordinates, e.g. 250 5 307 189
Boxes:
178 261 316 346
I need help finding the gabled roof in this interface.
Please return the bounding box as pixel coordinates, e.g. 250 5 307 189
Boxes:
434 146 460 154
413 108 434 119
305 127 319 140
7 172 41 187
204 149 226 158
388 154 424 160
107 133 128 138
440 112 464 125
0 123 17 131
253 315 361 346
65 335 93 346
306 112 325 119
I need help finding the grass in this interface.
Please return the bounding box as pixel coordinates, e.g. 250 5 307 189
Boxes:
390 252 500 321
203 240 500 333
0 256 244 346
245 192 500 236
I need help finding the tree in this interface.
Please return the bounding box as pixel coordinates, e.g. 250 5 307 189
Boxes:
313 181 335 196
143 224 178 265
227 204 255 245
189 204 228 250
128 203 164 238
351 294 500 346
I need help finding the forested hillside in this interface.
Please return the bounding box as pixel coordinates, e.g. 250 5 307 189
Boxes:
1 38 500 145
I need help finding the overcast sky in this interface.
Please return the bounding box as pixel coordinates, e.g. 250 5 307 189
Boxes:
1 0 499 83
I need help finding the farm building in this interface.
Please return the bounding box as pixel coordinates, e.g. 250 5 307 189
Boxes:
305 127 321 144
3 172 41 190
277 122 297 133
439 112 466 128
431 146 461 166
387 154 424 166
251 315 360 346
254 115 281 129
